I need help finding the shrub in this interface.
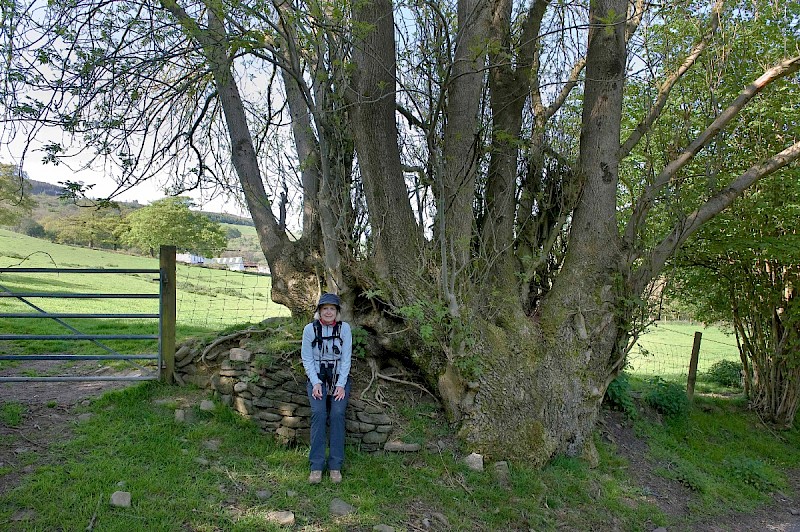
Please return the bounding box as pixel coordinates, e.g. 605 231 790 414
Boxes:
726 457 779 492
704 359 743 388
16 218 45 238
604 373 637 417
644 377 689 419
351 326 369 359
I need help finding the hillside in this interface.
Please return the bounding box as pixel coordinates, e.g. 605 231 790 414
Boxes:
26 179 67 197
13 179 264 262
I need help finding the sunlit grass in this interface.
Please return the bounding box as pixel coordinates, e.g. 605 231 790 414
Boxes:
0 229 289 364
628 321 740 383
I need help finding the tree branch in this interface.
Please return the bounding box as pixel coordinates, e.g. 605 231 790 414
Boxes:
633 140 800 294
623 54 800 249
619 0 724 159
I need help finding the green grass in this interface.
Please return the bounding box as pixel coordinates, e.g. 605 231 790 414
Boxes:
628 321 740 384
0 382 657 530
0 401 25 427
2 381 799 530
0 229 289 362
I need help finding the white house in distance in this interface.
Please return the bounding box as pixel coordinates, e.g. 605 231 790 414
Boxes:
176 253 206 264
209 256 245 271
176 253 270 274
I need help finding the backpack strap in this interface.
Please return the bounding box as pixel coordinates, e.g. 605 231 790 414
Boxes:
312 319 323 350
311 320 342 355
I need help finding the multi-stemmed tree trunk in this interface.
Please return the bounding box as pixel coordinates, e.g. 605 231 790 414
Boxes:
5 0 799 462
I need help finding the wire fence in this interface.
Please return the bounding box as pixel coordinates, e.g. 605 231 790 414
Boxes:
626 323 740 383
174 263 290 329
0 231 745 384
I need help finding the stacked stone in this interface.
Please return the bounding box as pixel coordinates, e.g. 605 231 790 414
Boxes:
177 343 393 451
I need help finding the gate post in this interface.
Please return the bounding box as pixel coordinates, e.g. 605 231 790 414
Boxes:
160 245 177 384
687 331 702 401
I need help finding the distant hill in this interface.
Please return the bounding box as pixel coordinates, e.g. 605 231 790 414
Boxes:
27 179 66 197
204 211 255 227
23 178 252 225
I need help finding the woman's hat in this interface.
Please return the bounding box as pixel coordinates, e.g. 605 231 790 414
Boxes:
317 293 341 309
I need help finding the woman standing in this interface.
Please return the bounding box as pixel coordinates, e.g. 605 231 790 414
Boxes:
301 293 352 484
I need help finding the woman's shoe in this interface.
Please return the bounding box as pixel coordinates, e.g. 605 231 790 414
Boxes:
330 470 342 483
308 470 322 484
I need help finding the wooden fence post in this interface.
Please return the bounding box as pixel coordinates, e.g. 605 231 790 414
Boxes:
687 331 702 401
160 245 176 384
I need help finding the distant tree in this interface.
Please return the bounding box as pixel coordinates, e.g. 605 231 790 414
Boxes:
42 208 125 248
121 197 226 256
226 227 242 240
15 217 46 238
0 164 36 225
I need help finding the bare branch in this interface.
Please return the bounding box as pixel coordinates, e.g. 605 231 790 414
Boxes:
619 0 724 159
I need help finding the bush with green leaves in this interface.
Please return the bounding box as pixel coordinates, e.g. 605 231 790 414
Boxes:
351 326 369 359
604 372 637 417
645 377 689 419
726 457 780 493
704 359 743 388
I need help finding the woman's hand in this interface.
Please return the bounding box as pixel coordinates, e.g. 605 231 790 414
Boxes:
312 383 323 400
333 386 346 401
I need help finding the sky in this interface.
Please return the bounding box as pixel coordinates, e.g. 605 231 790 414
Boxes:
2 134 250 217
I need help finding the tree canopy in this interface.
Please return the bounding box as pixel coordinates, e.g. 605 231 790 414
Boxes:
2 0 798 462
122 197 227 256
0 164 36 225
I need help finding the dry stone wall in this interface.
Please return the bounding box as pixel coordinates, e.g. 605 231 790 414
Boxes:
174 337 392 452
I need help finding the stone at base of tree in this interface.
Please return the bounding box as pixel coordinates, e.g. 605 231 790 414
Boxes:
330 498 356 516
652 528 667 532
200 400 215 411
464 452 484 472
256 489 272 500
175 409 185 422
229 348 253 362
430 512 450 527
76 413 93 423
203 439 221 451
493 461 510 487
582 439 600 468
373 525 395 532
266 510 295 526
110 491 131 508
384 441 421 452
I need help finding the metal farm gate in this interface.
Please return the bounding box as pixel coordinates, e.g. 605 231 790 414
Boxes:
0 245 176 383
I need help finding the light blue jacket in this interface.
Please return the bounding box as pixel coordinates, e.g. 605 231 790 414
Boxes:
301 321 352 388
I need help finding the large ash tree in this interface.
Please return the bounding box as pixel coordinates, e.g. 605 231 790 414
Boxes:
2 0 798 463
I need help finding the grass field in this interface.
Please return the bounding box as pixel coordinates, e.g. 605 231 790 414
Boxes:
0 229 289 361
627 321 740 383
0 228 741 383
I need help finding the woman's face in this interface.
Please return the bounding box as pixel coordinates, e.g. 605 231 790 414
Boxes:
319 304 338 322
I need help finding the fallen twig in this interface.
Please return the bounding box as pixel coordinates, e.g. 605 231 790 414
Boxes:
86 496 101 531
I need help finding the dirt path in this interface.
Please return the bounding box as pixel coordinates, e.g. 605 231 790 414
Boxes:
602 410 800 531
0 360 145 495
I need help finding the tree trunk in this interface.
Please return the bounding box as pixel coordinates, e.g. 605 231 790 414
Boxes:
201 4 321 315
457 0 629 462
349 0 422 295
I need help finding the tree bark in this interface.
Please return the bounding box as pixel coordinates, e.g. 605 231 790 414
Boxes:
349 0 422 295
